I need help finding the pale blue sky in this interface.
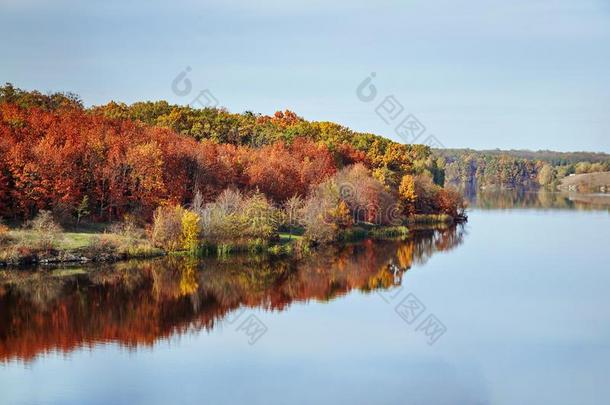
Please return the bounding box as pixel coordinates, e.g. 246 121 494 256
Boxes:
1 0 609 152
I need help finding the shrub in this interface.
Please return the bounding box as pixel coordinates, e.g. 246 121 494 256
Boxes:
198 190 245 243
575 162 592 174
29 210 63 249
152 204 204 252
241 192 279 240
109 214 145 239
84 235 121 257
0 220 11 246
337 226 368 241
198 189 279 245
151 205 185 251
300 180 342 243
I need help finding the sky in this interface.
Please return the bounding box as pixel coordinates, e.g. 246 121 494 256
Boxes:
1 0 609 152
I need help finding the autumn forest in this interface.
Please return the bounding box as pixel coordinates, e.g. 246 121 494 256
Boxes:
0 83 470 263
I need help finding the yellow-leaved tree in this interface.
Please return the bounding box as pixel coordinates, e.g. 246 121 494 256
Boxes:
181 210 201 251
334 200 352 229
399 175 417 216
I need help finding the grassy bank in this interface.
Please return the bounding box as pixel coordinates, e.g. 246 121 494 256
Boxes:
0 225 163 266
337 225 410 242
0 213 463 267
0 225 308 266
406 214 455 225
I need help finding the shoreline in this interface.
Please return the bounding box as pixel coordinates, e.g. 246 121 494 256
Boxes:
0 218 465 269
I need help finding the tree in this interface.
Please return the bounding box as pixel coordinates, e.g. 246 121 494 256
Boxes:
0 85 464 227
283 195 304 237
538 165 555 187
575 161 592 174
76 195 90 224
590 162 608 173
180 210 201 252
399 175 417 216
334 200 352 229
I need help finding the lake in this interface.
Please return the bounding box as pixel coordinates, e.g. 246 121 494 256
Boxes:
1 191 609 405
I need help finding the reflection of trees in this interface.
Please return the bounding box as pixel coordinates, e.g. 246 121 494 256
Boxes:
0 227 465 363
466 189 610 211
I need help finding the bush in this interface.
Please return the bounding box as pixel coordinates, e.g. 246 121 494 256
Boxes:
300 180 342 243
0 243 36 265
151 205 185 251
109 214 145 239
0 220 11 246
241 192 279 240
84 235 121 257
198 189 245 243
29 210 63 249
197 189 279 245
151 204 204 252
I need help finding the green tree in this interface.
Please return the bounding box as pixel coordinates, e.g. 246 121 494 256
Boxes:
76 195 90 224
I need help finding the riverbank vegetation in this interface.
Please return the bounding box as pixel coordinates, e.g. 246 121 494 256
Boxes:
0 213 161 265
0 84 467 264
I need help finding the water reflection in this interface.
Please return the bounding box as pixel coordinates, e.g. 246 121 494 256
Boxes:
467 188 610 211
0 226 465 363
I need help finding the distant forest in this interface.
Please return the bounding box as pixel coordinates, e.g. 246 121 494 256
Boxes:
435 149 610 189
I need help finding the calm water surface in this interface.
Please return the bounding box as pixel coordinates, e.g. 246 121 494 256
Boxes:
1 191 609 405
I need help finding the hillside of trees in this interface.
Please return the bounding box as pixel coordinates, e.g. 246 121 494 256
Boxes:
436 149 610 189
0 83 464 248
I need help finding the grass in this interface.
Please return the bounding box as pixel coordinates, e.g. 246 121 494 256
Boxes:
279 232 303 242
0 225 163 265
368 226 410 239
337 225 410 242
406 214 454 225
7 227 112 250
